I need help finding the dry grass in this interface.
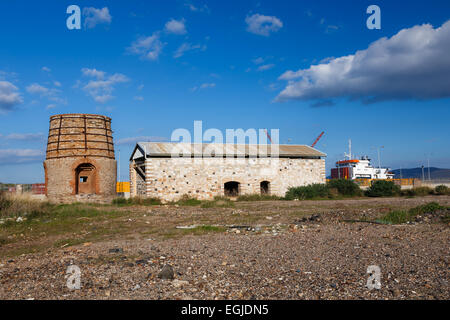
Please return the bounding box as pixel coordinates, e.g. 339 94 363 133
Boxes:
1 194 449 259
0 192 49 219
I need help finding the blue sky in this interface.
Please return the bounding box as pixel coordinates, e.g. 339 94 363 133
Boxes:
0 0 449 183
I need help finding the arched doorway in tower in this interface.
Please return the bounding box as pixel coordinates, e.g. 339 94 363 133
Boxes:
75 163 96 194
224 181 240 197
260 181 270 195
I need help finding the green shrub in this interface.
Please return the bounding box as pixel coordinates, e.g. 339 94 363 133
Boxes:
408 202 443 215
435 185 449 195
365 180 401 197
378 202 444 224
285 184 330 200
326 179 362 197
379 210 410 224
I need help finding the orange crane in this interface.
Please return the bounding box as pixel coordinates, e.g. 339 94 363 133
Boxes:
311 131 325 148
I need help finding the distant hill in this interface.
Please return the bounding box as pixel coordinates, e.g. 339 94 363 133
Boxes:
391 167 450 179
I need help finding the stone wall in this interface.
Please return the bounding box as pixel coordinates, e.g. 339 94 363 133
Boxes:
137 157 325 201
129 160 146 197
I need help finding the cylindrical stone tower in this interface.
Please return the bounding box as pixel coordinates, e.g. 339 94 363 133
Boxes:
43 114 117 203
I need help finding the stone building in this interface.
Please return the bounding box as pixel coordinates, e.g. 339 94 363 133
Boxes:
44 114 117 203
129 142 326 201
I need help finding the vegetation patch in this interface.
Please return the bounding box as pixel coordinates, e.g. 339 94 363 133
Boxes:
377 202 446 224
327 179 362 197
173 195 202 206
236 194 282 201
201 196 235 208
401 187 433 197
285 180 363 200
112 197 161 206
0 192 50 219
285 183 331 200
434 185 449 195
365 180 401 197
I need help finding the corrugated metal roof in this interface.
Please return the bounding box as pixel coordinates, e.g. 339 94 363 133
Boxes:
133 142 326 158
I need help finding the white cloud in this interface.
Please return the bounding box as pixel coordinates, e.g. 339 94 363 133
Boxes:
191 83 216 91
165 18 187 35
245 14 283 36
257 64 275 71
134 96 144 101
26 83 66 108
41 66 51 72
46 104 57 110
0 81 23 112
81 69 129 104
0 71 18 81
53 81 61 87
83 7 112 29
0 149 44 164
184 2 209 13
1 133 44 141
81 68 106 79
200 83 215 89
252 57 265 65
26 83 48 95
116 136 168 145
265 83 280 92
127 33 164 61
276 20 450 103
173 42 206 58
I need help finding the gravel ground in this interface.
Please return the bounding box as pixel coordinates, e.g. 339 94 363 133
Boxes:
0 196 449 300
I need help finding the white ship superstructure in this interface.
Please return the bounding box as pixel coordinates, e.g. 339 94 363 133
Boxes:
331 140 394 180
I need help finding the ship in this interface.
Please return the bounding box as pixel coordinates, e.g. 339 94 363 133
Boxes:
331 140 394 180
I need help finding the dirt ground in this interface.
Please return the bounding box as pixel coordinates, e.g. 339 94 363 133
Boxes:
0 196 449 300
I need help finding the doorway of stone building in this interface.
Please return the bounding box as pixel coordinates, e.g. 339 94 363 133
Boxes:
260 181 270 195
224 181 240 197
75 163 96 194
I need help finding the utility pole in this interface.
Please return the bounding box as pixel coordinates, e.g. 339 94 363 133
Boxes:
118 149 121 183
349 139 352 160
344 139 352 160
377 146 384 169
427 157 431 181
421 165 425 182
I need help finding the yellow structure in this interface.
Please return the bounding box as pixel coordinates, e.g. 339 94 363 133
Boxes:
353 178 417 187
116 182 130 193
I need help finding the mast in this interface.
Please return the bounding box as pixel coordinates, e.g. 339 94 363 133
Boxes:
349 139 352 160
344 139 352 160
